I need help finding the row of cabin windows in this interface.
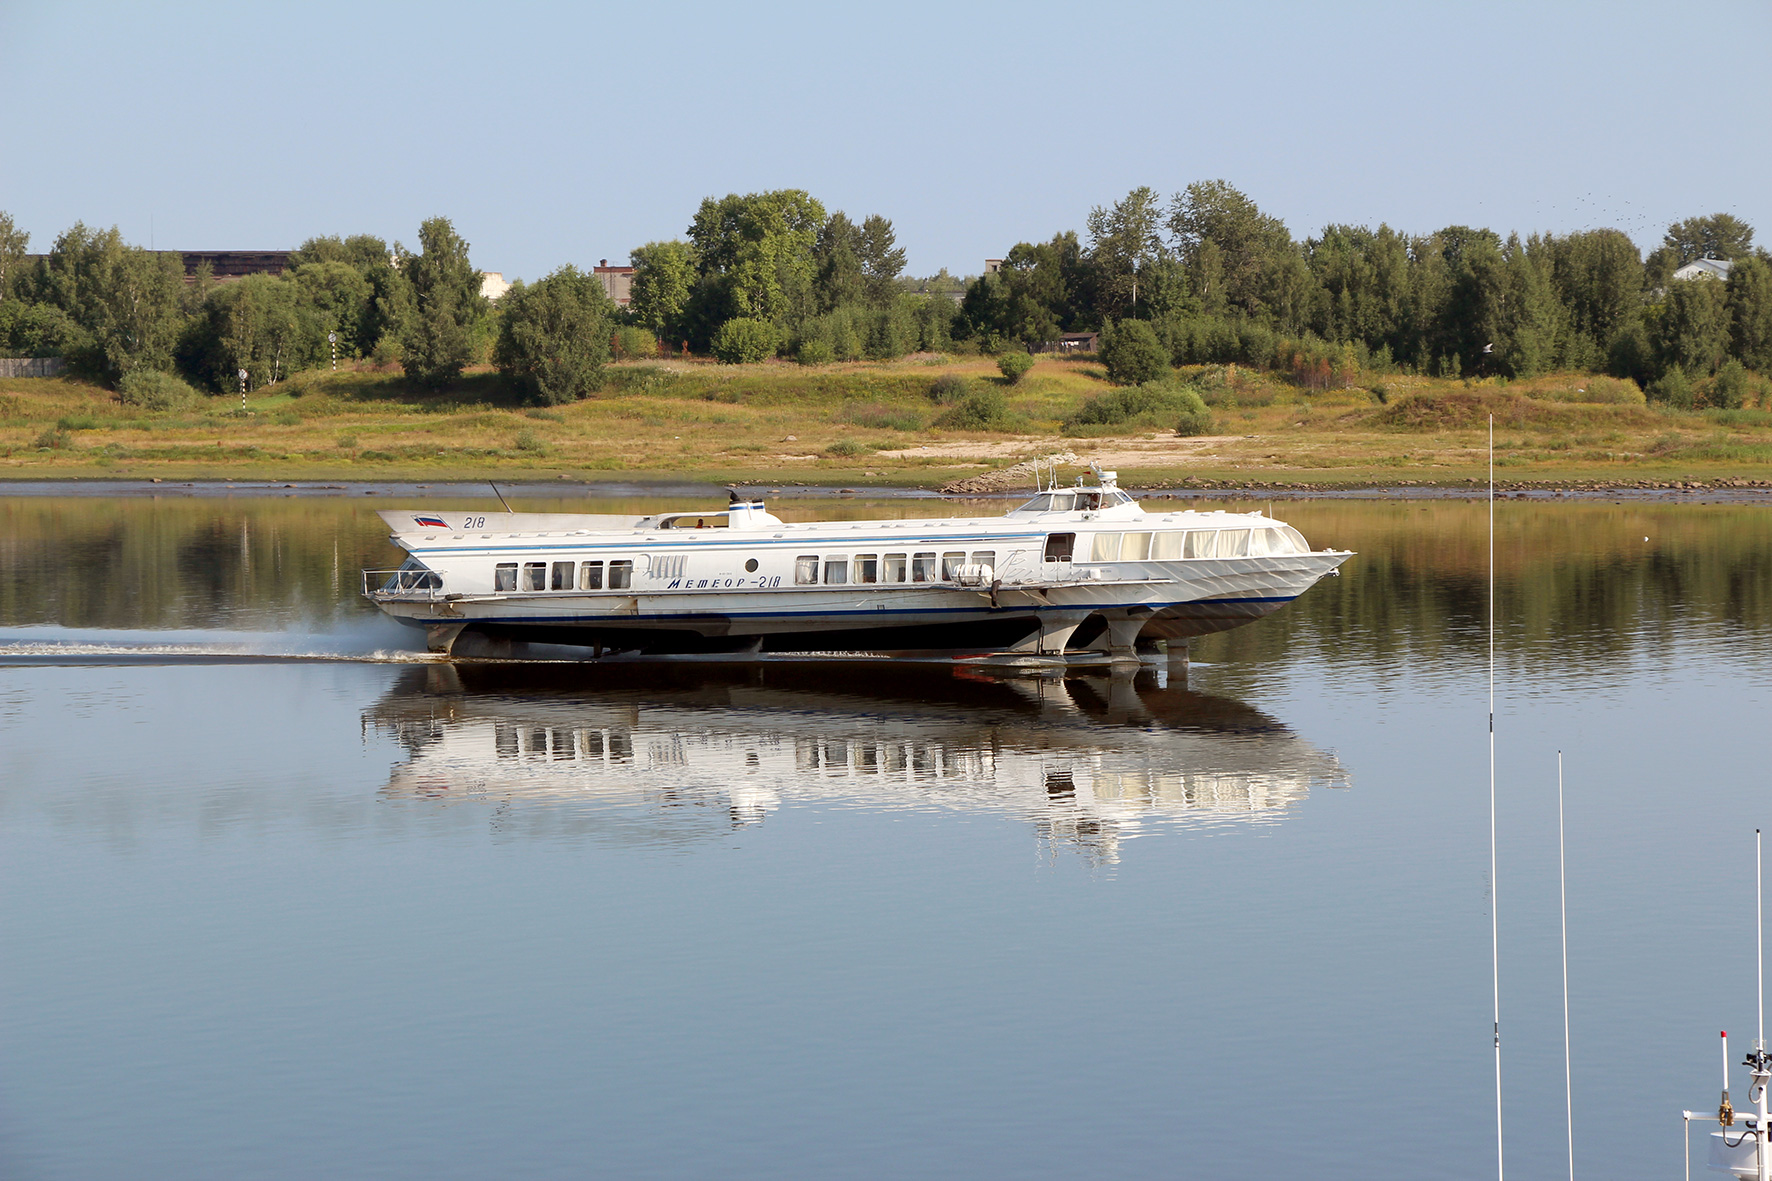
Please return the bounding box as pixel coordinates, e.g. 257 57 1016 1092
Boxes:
1088 526 1308 562
493 559 634 592
794 551 997 586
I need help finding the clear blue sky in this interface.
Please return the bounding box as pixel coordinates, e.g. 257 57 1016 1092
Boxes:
2 0 1767 281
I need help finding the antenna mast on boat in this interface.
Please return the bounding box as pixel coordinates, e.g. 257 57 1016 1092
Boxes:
489 481 514 514
1489 414 1504 1180
1559 751 1572 1181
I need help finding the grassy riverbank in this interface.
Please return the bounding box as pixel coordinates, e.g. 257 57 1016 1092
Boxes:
3 354 1771 489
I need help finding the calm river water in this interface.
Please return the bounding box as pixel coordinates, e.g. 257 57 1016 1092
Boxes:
3 488 1770 1179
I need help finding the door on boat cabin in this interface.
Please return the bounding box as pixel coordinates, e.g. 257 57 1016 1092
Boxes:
1043 533 1075 567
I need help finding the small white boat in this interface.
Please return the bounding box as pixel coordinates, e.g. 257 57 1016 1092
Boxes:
362 468 1352 659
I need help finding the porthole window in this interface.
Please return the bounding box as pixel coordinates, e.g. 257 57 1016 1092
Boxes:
745 558 759 572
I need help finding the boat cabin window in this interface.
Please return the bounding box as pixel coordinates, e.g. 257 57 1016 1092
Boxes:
1183 531 1217 559
1019 492 1076 512
580 561 604 589
1152 531 1183 559
1279 525 1310 553
824 557 848 585
882 553 907 582
795 556 819 585
970 551 995 572
1218 529 1251 558
1092 533 1122 561
551 561 574 590
495 562 517 591
911 552 937 582
853 554 878 584
521 562 546 591
940 551 966 580
1121 532 1152 561
1043 533 1074 562
608 560 633 589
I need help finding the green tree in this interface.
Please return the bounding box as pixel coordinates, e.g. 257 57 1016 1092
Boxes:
858 214 906 305
957 232 1089 347
1727 255 1772 373
0 211 27 302
22 222 186 382
493 265 615 404
813 212 864 311
628 240 697 340
688 190 826 328
290 261 374 358
1661 214 1755 266
1542 229 1642 369
288 234 407 353
177 273 315 391
0 301 83 357
398 217 484 389
1087 186 1169 319
1100 318 1169 385
1167 180 1297 321
1651 276 1732 377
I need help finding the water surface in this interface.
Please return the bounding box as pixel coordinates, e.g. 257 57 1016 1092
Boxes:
2 491 1769 1179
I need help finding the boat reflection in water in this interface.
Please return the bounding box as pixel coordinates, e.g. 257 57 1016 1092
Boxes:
367 661 1350 863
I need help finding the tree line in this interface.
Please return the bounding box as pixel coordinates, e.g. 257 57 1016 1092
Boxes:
954 183 1772 403
2 181 1769 407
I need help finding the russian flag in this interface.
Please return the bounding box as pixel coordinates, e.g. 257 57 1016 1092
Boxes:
413 515 450 529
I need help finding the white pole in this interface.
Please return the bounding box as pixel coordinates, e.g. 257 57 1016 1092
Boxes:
1560 751 1572 1181
1490 415 1504 1181
1758 829 1767 1181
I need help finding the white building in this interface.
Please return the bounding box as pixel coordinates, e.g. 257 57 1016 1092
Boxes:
1673 258 1733 282
479 271 512 301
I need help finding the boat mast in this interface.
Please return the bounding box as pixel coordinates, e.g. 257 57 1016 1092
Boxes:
1558 751 1572 1181
1489 415 1504 1181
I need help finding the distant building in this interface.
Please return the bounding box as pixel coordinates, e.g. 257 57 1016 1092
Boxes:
1673 258 1733 282
480 271 512 301
594 259 633 307
23 250 291 284
984 258 1003 275
1033 332 1099 354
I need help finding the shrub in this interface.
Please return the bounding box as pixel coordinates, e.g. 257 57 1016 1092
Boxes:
1100 319 1169 385
711 317 779 364
796 339 834 366
117 369 200 411
1647 368 1694 409
336 434 358 448
929 374 973 404
1065 382 1208 431
34 427 72 450
825 439 874 458
934 389 1010 430
1707 360 1758 410
514 428 547 452
1176 409 1216 436
997 350 1035 384
612 326 657 360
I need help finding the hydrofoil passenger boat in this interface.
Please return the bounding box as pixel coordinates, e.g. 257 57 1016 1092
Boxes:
363 469 1351 660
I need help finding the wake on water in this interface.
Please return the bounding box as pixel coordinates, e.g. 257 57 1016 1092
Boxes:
0 618 445 666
